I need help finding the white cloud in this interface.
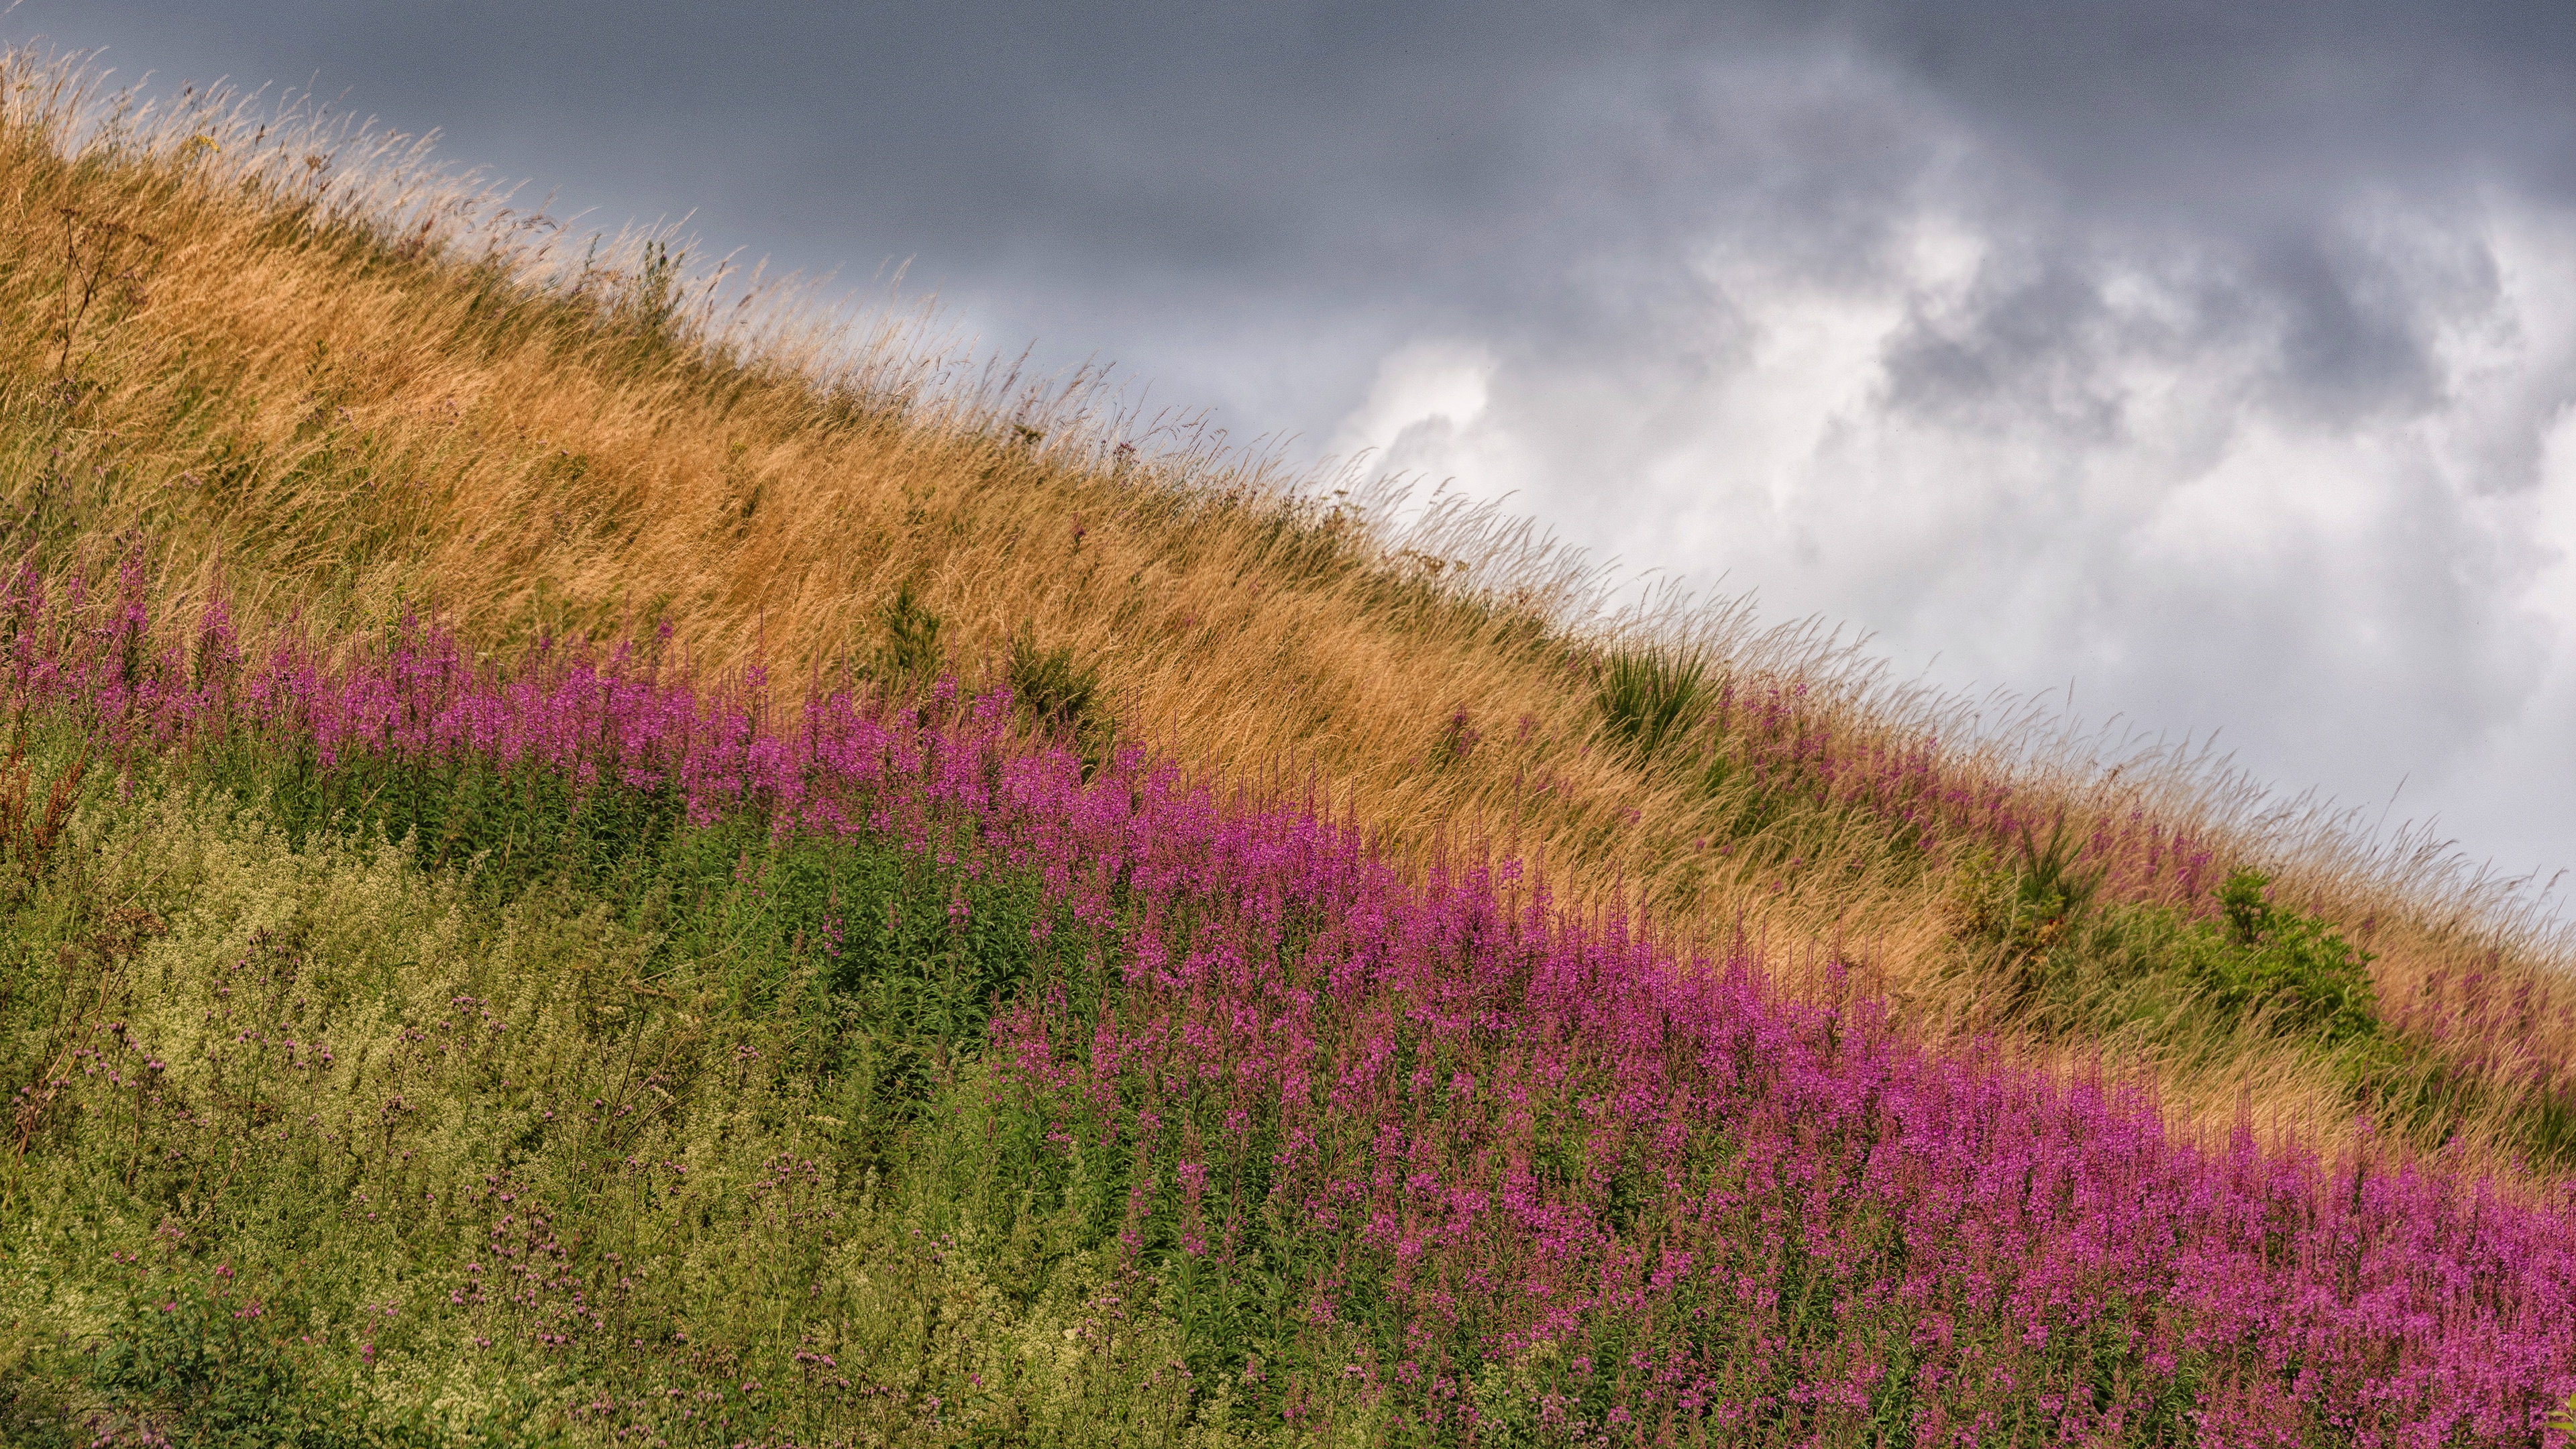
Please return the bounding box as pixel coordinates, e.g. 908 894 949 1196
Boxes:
1326 340 1499 482
1331 160 2576 875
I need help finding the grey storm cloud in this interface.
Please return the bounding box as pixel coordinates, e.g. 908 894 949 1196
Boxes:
9 0 2576 879
19 3 2567 383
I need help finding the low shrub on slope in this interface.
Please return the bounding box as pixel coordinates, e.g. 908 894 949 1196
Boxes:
0 590 2569 1445
2 49 2574 1183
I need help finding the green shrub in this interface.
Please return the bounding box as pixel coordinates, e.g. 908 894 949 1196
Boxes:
2189 871 2379 1045
1958 859 2377 1048
86 1279 369 1449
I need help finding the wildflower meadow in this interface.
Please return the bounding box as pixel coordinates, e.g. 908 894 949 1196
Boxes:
0 560 2567 1446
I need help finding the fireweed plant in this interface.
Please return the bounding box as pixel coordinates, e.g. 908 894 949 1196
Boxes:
0 576 2571 1446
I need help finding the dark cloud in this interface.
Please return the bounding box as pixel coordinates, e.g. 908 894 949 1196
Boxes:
2251 229 2447 423
13 2 2571 249
1837 0 2576 211
1881 262 2130 440
17 3 2567 378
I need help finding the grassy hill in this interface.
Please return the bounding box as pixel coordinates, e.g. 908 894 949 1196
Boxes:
1 48 2573 1446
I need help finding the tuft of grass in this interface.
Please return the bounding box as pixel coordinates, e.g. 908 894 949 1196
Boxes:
1593 645 1707 762
1949 814 2107 1000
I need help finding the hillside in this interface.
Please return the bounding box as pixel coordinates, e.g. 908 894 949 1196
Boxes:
1 48 2573 1446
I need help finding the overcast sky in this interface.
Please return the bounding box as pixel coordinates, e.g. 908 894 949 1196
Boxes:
11 1 2576 883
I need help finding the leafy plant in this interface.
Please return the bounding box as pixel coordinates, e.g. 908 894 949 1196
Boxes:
1006 631 1101 738
2190 871 2379 1044
875 581 947 683
86 1280 366 1449
1594 646 1707 762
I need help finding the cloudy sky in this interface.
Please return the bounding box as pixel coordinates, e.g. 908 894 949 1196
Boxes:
11 1 2576 882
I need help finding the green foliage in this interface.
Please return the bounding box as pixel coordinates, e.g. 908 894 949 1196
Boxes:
86 1279 368 1449
193 738 1064 1130
2516 1085 2576 1167
1004 632 1124 781
1593 646 1707 762
1947 849 2494 1170
2014 815 2105 926
1954 849 2375 1047
0 767 1236 1445
66 1267 576 1447
614 239 686 351
1951 815 2104 998
2330 1030 2483 1143
877 582 947 684
2190 871 2379 1045
1466 1343 1557 1448
1006 631 1103 739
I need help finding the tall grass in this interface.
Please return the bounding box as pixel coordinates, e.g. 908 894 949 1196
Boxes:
0 42 2569 1188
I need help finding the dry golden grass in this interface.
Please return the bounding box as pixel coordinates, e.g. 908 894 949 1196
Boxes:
3 47 2571 1187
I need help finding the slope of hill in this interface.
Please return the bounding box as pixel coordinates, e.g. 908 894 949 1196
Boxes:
2 47 2573 1446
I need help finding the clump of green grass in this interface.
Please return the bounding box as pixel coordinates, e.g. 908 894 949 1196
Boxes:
1005 631 1118 781
1951 815 2107 1002
1593 645 1707 763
